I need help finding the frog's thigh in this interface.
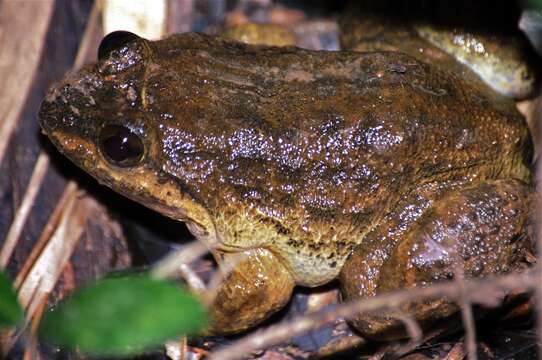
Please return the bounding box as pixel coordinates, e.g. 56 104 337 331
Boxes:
209 247 295 334
340 179 533 340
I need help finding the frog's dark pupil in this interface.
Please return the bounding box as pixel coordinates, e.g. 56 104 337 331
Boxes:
99 125 143 167
98 31 140 60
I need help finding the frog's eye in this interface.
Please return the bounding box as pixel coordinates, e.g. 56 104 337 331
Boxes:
98 31 141 61
98 125 144 167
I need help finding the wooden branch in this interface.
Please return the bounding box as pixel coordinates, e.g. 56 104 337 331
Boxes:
208 267 539 360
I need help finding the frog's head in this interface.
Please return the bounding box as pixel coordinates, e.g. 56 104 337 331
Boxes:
39 31 217 244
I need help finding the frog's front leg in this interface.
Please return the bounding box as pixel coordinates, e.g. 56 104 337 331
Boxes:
208 248 295 334
340 179 533 340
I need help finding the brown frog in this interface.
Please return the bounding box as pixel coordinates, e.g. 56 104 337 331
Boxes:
39 26 534 339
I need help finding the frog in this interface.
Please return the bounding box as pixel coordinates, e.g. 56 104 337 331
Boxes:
39 22 535 340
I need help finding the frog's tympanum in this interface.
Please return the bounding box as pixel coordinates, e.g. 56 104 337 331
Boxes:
39 24 535 340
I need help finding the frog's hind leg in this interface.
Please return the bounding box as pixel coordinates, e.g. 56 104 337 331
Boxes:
207 247 295 334
339 179 534 340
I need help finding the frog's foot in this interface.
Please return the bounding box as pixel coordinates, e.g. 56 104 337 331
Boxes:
207 248 295 334
340 179 533 340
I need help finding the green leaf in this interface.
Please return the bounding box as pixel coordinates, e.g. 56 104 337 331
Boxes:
524 0 542 11
39 276 207 357
0 271 23 328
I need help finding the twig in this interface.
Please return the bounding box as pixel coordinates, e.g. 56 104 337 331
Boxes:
0 153 49 269
149 239 238 309
150 241 209 279
460 294 477 360
379 315 425 359
455 265 477 360
177 263 206 292
22 294 49 360
394 315 423 355
17 188 84 317
208 267 539 360
5 189 86 355
13 181 78 289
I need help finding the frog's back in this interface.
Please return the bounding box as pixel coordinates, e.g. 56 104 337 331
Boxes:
142 33 534 285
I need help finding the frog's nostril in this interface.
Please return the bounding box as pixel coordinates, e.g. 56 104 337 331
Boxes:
98 125 144 167
38 99 59 134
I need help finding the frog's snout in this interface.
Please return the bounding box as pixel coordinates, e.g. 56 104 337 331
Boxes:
38 88 65 138
39 68 102 140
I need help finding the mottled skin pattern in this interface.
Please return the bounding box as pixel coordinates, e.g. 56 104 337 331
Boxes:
39 31 534 337
340 14 538 99
340 1 539 100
